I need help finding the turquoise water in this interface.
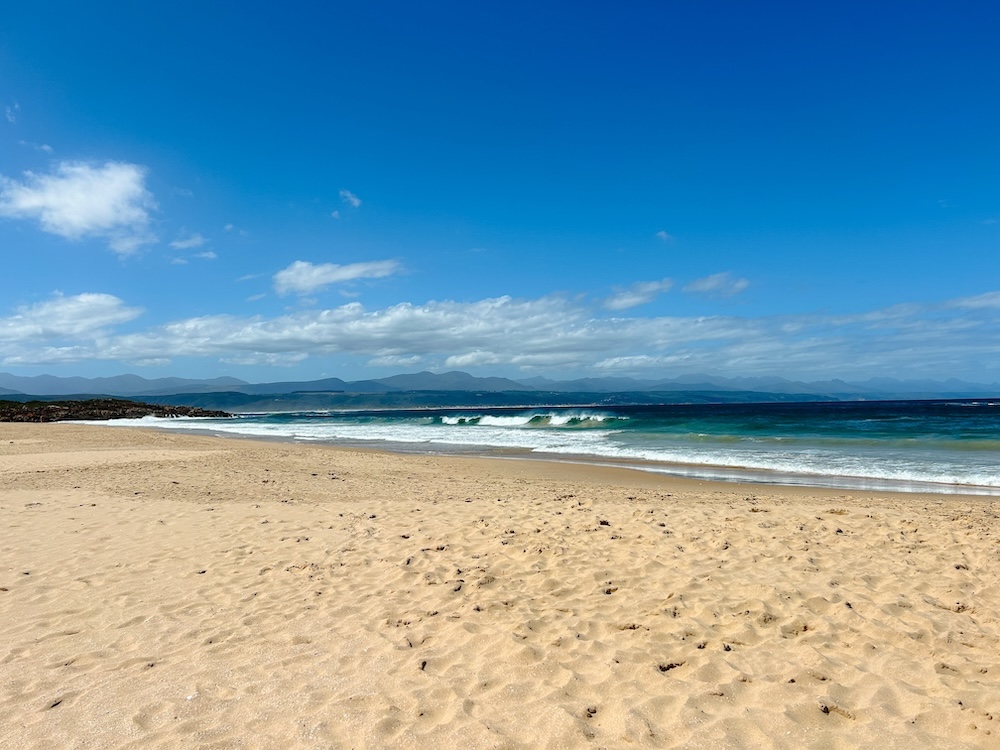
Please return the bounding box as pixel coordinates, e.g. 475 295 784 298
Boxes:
89 400 1000 494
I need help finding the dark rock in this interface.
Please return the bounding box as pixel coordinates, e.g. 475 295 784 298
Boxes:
0 398 231 422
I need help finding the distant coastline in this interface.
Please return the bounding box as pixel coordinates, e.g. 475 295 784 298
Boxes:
2 369 998 405
0 398 230 422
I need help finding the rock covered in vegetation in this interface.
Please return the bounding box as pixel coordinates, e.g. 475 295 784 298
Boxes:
0 399 231 422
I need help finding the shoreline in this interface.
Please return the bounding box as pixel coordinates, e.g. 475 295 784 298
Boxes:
80 416 1000 497
2 423 998 749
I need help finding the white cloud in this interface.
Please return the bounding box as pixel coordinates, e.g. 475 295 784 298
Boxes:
273 259 401 295
18 140 54 154
169 232 206 249
444 350 506 368
3 346 98 366
683 272 750 298
92 295 748 373
604 278 673 310
224 223 234 231
0 161 156 254
339 189 361 208
195 250 218 260
331 210 341 219
5 102 19 124
220 352 309 367
0 293 142 341
656 230 674 243
950 291 1000 309
133 358 171 367
369 354 423 368
3 288 1000 381
594 354 690 370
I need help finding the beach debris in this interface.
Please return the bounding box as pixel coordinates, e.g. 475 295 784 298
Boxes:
657 662 684 672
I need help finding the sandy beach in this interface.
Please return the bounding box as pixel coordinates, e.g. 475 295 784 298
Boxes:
1 423 998 749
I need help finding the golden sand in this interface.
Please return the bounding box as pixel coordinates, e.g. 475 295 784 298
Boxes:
1 423 998 749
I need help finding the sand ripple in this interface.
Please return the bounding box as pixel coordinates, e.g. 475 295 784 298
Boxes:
1 424 998 748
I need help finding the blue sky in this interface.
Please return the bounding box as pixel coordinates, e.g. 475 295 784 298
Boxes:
1 2 998 383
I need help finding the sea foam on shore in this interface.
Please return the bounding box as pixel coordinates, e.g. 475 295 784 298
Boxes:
78 399 1000 494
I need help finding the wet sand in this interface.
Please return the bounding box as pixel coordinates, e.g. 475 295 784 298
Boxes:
1 423 998 749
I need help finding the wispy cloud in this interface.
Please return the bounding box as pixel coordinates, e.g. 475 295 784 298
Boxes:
0 292 142 341
339 189 362 208
949 291 1000 309
683 272 749 298
656 230 674 243
273 259 400 295
2 288 999 381
604 278 673 310
0 161 156 254
5 102 19 124
18 140 54 154
169 232 206 249
444 350 506 368
220 352 309 367
195 250 217 260
594 354 690 370
369 354 423 368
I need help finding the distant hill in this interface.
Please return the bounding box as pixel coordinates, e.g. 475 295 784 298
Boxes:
139 377 359 397
0 370 537 397
518 376 672 392
515 373 1000 399
147 388 825 412
0 373 248 397
373 371 534 392
1 369 997 403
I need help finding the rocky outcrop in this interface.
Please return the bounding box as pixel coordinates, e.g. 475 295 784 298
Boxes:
0 399 231 422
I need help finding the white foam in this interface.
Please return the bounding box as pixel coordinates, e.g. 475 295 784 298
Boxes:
76 414 1000 492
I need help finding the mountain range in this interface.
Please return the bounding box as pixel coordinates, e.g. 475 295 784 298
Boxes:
1 370 998 403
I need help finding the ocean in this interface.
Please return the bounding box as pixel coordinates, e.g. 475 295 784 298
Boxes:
83 399 1000 495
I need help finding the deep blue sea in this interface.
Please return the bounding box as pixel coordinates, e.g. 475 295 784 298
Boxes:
89 400 1000 495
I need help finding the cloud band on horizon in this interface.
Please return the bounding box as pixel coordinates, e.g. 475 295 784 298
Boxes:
1 289 997 381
